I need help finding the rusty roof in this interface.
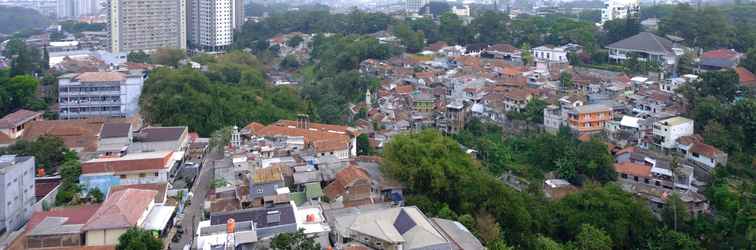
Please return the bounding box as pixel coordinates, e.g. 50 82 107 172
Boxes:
253 165 285 184
0 109 42 129
109 183 168 203
81 151 173 174
82 189 157 231
614 162 651 178
324 165 370 200
75 71 126 82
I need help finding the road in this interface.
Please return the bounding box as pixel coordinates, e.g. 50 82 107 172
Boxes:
170 149 220 250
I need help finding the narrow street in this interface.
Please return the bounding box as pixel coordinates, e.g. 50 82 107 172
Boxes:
170 149 221 250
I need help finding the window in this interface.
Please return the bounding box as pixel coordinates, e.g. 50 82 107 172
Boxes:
621 173 627 179
154 172 159 177
120 175 127 179
139 173 146 178
633 176 639 182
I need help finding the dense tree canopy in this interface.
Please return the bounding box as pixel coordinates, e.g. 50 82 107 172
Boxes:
139 52 305 135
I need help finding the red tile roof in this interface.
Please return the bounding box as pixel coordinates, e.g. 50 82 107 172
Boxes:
21 118 130 152
35 177 61 200
81 151 173 174
26 204 102 231
82 189 157 231
394 85 414 95
690 143 724 158
736 67 756 87
75 72 126 82
324 165 370 200
614 162 651 177
502 88 531 101
109 183 168 203
701 48 739 59
0 109 42 129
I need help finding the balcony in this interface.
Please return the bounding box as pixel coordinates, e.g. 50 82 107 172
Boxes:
59 101 122 107
59 90 121 97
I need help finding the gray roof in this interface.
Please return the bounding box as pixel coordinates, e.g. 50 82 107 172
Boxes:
136 126 186 142
606 32 674 55
210 203 296 228
333 206 451 249
432 218 485 250
28 217 84 236
100 123 131 138
700 57 737 69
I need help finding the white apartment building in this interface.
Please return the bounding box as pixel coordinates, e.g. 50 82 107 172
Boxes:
405 0 429 13
107 0 187 53
600 0 640 25
652 116 694 150
0 155 35 233
57 70 146 119
532 45 569 64
188 0 243 51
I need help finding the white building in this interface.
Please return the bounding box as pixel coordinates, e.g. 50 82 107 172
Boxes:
0 155 35 233
600 0 640 25
405 0 429 13
532 45 569 64
188 0 244 51
451 5 470 17
57 70 146 119
652 116 694 150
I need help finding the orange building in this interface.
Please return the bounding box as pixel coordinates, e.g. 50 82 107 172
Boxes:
568 104 612 134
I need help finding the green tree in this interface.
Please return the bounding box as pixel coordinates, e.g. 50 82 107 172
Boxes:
150 48 186 67
286 35 304 48
647 228 703 250
392 22 425 53
469 11 510 44
0 75 44 115
439 13 467 45
533 235 564 250
209 126 233 152
356 134 372 155
574 224 612 250
270 229 320 250
1 136 71 173
741 48 756 73
559 72 573 90
488 240 516 250
521 43 533 66
116 227 163 250
89 187 104 203
280 55 301 70
127 50 150 63
0 6 50 34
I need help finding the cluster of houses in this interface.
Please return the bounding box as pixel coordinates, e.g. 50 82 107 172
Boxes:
193 116 485 249
354 31 749 219
0 109 209 249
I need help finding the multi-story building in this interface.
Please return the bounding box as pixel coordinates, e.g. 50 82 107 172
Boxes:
107 0 187 53
188 0 244 51
532 45 569 64
567 104 612 134
405 0 428 13
57 70 146 119
651 116 694 150
600 0 640 25
0 155 35 233
57 0 98 18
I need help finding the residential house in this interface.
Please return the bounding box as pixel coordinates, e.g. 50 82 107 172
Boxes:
650 116 693 150
614 160 708 216
7 204 101 249
82 189 157 246
329 206 452 250
543 105 564 134
606 32 679 68
250 118 359 159
431 218 484 250
129 126 189 154
676 136 727 170
20 118 137 155
483 43 521 60
79 151 175 194
441 101 468 134
324 165 374 208
57 70 146 119
209 202 298 239
532 45 569 64
697 49 741 71
543 179 578 200
0 155 35 233
96 123 133 157
412 92 435 113
196 219 257 250
250 166 287 208
567 104 612 134
501 89 532 112
0 109 43 146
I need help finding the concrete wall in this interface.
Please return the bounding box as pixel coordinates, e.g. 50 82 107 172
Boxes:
85 228 128 246
0 157 35 232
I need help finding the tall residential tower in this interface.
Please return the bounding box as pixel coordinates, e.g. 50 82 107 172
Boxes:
187 0 243 51
107 0 187 53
